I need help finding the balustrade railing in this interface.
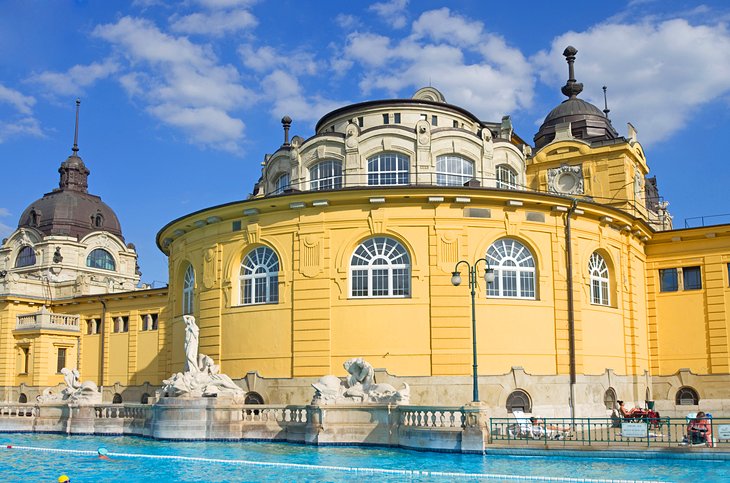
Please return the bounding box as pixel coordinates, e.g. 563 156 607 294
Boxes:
399 406 465 429
0 404 37 418
242 405 307 424
15 307 80 332
94 404 150 420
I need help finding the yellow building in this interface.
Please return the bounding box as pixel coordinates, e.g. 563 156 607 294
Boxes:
1 47 728 417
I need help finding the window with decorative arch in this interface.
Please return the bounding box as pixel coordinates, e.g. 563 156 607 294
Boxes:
604 387 617 410
350 237 410 298
86 248 115 271
240 246 280 305
273 173 291 195
182 265 195 315
309 160 343 191
496 164 518 189
15 245 36 268
435 154 474 186
367 152 409 186
676 386 700 406
589 252 610 306
506 389 532 413
486 239 536 299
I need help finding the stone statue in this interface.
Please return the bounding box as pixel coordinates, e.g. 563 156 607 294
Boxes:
183 315 200 373
311 357 410 405
159 315 243 401
36 368 101 404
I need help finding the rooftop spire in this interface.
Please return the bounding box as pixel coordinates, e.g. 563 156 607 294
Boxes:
281 115 292 146
602 86 610 118
72 98 80 155
561 46 584 99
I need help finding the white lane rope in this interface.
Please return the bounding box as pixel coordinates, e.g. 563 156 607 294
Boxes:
4 444 665 483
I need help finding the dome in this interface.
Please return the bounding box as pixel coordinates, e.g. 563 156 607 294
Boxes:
17 153 124 241
534 46 619 150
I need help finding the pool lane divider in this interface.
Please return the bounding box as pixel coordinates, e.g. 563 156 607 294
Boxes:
4 444 666 483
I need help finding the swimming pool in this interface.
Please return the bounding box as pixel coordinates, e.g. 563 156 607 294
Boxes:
1 434 728 482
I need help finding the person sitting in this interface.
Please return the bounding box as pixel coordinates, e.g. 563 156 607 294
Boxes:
617 400 642 419
687 411 713 447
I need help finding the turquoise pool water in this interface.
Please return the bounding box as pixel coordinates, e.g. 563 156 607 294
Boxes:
0 434 728 482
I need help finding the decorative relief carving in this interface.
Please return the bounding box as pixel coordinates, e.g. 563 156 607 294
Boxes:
504 212 519 236
300 235 322 278
439 235 458 265
367 211 386 235
345 123 359 149
415 120 430 145
548 164 584 195
244 223 260 244
203 246 217 289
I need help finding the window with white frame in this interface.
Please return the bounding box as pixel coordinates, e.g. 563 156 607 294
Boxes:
182 265 194 315
309 160 343 191
240 246 279 305
486 239 536 299
86 248 115 271
496 164 518 189
367 153 409 186
15 245 36 268
273 173 291 195
435 154 474 186
589 252 610 306
350 237 410 298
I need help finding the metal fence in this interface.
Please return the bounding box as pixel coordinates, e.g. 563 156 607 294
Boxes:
490 416 730 448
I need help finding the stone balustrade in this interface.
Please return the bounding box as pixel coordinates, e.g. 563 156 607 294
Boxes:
0 404 37 418
15 307 80 332
399 406 465 428
242 405 307 423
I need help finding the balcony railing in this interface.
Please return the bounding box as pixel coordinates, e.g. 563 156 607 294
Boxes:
15 306 80 332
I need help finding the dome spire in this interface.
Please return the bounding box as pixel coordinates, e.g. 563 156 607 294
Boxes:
561 46 584 99
72 98 80 155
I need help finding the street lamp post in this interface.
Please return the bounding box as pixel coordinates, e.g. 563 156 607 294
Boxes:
451 258 496 403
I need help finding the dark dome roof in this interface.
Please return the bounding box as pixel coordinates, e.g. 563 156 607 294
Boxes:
534 46 619 150
17 154 124 241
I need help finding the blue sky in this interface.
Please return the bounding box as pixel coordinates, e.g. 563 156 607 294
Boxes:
2 0 730 285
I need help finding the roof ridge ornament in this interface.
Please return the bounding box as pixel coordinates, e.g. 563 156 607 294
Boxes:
72 98 80 155
561 46 584 99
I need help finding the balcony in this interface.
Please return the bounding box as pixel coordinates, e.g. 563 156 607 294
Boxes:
15 306 80 332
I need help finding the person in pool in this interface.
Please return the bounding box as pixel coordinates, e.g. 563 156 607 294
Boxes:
58 476 71 483
97 447 111 460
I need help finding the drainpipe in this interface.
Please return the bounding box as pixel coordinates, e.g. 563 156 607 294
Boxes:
99 298 107 398
565 199 578 420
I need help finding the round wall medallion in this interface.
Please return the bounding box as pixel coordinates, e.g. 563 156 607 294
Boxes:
556 172 578 192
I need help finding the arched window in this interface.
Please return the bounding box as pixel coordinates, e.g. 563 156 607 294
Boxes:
18 393 28 404
86 249 115 271
350 237 410 298
676 386 699 406
506 389 532 413
240 247 279 305
244 392 265 404
589 252 610 306
604 388 617 410
486 239 536 299
92 213 104 228
182 265 194 315
496 164 518 189
112 393 123 404
436 154 474 186
15 246 36 268
29 210 39 226
310 160 343 191
273 173 290 195
367 153 409 186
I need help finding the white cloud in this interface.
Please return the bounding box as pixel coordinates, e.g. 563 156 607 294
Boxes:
0 84 35 115
238 44 318 75
335 13 358 30
534 19 730 145
262 70 343 122
341 8 533 120
370 0 409 29
0 116 43 143
170 9 257 36
192 0 256 9
29 60 120 96
93 16 252 152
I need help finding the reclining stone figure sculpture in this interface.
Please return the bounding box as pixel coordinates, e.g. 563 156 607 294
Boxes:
311 357 410 405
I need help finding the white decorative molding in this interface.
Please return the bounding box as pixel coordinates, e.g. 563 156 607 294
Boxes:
548 164 584 195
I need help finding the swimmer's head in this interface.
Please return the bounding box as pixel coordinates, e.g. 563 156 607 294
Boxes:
58 475 70 483
97 447 109 456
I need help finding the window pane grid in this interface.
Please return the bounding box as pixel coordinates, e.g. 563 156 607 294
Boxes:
486 239 536 299
496 164 518 189
436 155 474 186
310 160 343 191
240 247 280 305
15 246 36 268
87 249 116 271
589 252 610 306
350 237 410 298
367 153 409 186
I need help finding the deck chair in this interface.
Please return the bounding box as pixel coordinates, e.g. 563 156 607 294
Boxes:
511 410 555 439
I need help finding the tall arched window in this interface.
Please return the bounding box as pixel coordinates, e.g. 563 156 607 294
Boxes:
273 173 291 195
676 386 699 405
182 265 194 315
486 239 536 299
310 160 343 191
589 252 610 306
496 164 518 189
436 154 474 186
86 249 115 271
367 153 409 186
15 246 36 268
240 246 279 305
350 237 410 298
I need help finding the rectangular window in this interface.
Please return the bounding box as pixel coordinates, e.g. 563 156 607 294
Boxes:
140 314 159 331
232 220 242 232
114 316 129 333
357 116 364 127
57 348 66 373
727 263 730 287
659 268 678 292
453 120 459 128
382 114 389 124
431 115 438 126
683 266 702 290
394 113 401 124
22 347 29 374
